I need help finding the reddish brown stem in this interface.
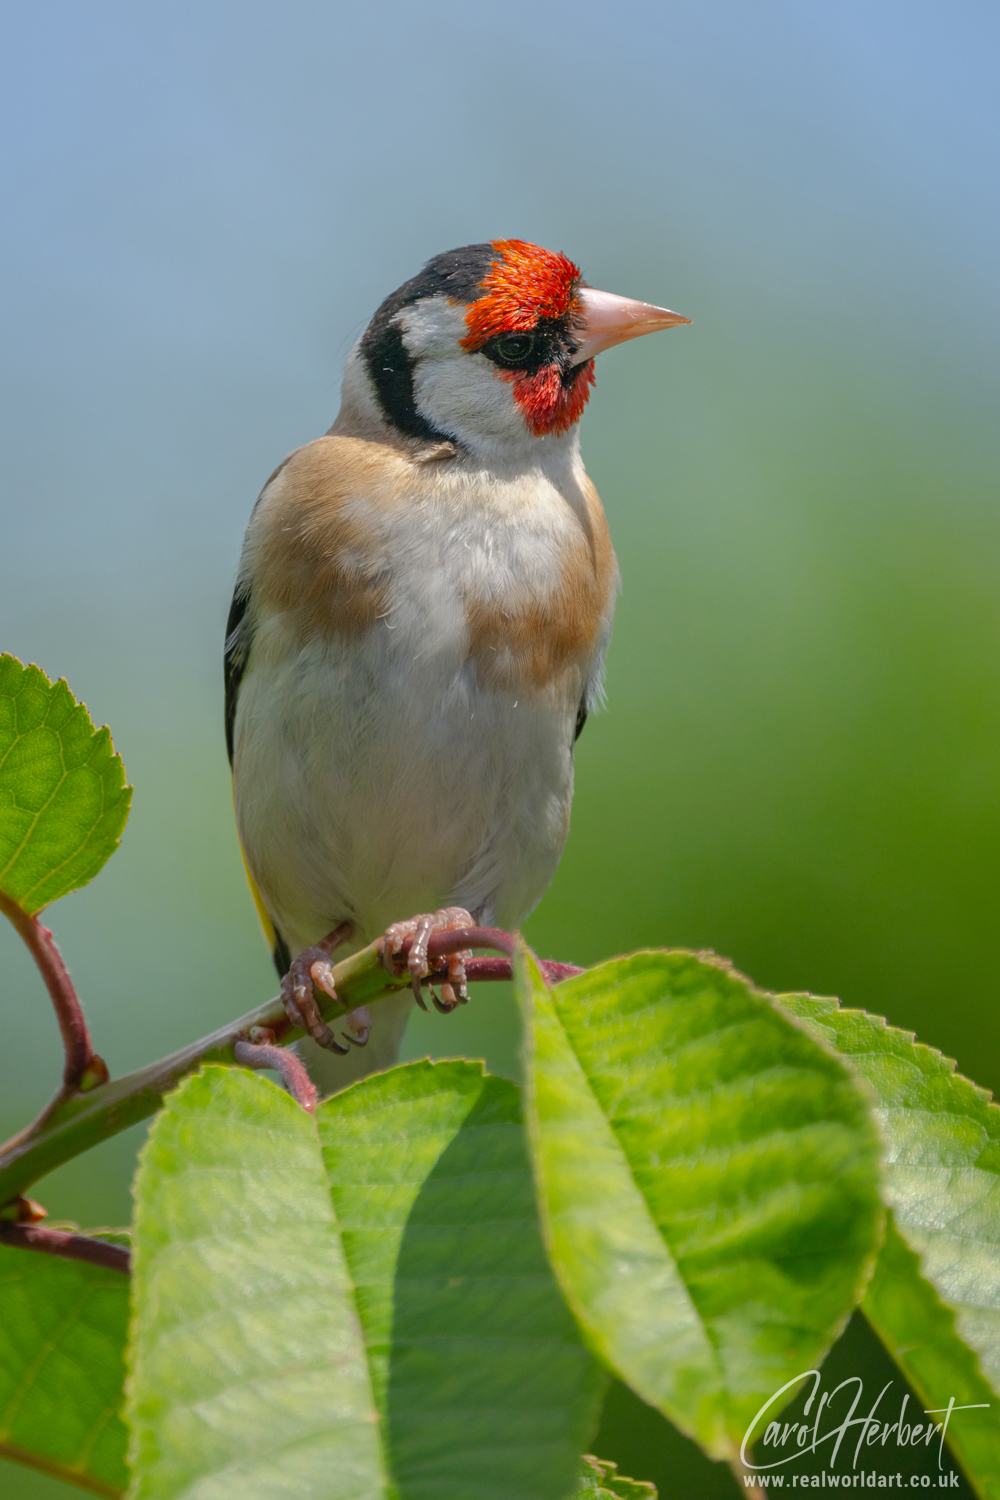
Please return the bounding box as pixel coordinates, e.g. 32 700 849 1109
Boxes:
538 960 586 983
233 1038 318 1112
0 1221 130 1275
434 956 585 985
0 891 107 1091
411 927 583 987
422 925 517 959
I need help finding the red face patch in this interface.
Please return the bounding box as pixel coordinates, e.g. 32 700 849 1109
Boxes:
498 361 596 437
460 239 594 435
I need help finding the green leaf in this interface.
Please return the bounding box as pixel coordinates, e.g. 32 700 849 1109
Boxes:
317 1058 606 1500
571 1454 657 1499
0 1245 129 1496
0 655 131 915
780 993 1000 1495
126 1065 387 1500
516 945 884 1464
864 1219 1000 1498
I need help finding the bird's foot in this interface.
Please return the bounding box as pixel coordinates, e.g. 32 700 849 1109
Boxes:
281 921 358 1054
381 907 474 1013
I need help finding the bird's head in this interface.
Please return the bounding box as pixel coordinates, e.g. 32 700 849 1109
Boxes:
344 240 689 460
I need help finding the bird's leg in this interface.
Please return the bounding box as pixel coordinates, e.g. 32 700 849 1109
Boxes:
280 921 355 1054
381 907 474 1013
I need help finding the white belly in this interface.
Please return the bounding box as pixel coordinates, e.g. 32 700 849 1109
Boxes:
233 611 578 959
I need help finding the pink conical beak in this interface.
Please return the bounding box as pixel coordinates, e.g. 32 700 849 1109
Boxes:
570 286 691 365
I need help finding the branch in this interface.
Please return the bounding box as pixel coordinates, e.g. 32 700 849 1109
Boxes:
0 927 581 1208
0 889 108 1093
234 1036 318 1112
0 1222 130 1275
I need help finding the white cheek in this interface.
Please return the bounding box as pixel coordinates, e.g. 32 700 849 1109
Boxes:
397 296 533 458
413 355 528 447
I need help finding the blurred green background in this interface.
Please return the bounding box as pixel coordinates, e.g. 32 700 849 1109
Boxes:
1 1 998 1494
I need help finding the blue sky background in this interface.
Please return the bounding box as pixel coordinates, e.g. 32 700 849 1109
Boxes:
2 0 998 616
1 4 998 1493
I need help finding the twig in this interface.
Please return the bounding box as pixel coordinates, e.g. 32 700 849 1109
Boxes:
0 890 107 1092
234 1035 318 1112
0 926 579 1207
419 926 516 959
400 925 582 984
0 1222 130 1275
442 957 584 984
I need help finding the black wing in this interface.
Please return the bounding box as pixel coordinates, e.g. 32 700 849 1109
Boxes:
224 578 292 977
574 697 588 744
270 928 292 979
224 580 254 767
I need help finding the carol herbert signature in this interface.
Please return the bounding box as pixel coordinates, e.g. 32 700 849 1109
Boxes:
740 1370 987 1476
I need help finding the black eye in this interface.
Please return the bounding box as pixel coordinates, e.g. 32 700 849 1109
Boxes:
491 331 537 366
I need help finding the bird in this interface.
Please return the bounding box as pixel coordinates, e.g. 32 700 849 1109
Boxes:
225 239 688 1094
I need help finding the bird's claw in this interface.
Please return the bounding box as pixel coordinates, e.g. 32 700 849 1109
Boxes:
381 907 473 1012
280 923 355 1054
342 1006 372 1047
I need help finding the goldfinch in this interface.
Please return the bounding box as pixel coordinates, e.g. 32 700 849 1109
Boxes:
225 239 688 1093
